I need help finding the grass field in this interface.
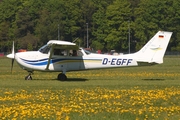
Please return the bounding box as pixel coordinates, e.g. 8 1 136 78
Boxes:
0 56 180 120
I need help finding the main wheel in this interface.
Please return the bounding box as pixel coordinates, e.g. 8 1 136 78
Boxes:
57 73 67 81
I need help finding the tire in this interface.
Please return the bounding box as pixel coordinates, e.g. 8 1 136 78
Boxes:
25 75 32 80
57 73 67 81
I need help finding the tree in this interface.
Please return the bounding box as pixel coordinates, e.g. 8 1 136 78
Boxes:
92 0 113 51
17 33 39 50
35 0 83 46
134 0 180 51
164 0 180 51
105 0 131 52
75 0 97 47
0 0 180 53
0 0 22 41
0 21 9 41
0 0 22 51
15 8 34 37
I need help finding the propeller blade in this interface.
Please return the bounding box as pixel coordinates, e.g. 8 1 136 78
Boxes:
11 58 14 73
7 41 15 73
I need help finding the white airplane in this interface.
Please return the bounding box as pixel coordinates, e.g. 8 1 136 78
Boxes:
7 31 172 80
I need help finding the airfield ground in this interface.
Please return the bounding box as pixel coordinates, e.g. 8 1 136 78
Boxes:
0 56 180 119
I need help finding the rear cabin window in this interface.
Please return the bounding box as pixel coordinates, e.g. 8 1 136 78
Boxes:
54 49 66 56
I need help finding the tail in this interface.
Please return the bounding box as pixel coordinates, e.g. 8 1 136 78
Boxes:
135 31 172 64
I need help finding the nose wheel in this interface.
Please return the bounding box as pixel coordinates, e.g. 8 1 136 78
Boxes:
57 73 67 81
25 72 33 80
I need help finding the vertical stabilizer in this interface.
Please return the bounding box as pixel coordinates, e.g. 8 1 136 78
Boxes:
135 31 172 64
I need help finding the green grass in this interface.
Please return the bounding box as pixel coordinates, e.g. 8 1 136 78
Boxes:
0 56 180 87
0 56 180 119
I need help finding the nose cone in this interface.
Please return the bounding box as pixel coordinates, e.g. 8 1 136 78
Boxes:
7 53 15 59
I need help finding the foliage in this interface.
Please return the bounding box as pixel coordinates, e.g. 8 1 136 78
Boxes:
133 0 180 51
0 0 179 52
105 0 131 51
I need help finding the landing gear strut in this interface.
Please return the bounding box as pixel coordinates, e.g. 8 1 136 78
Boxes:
25 72 33 80
57 73 67 81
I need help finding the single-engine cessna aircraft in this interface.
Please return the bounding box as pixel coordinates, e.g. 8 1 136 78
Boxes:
7 31 172 80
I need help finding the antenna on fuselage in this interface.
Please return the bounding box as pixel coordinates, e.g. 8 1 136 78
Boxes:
58 24 60 40
72 38 80 47
72 38 79 43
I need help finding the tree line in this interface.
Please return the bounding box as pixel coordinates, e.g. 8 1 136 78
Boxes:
0 0 180 53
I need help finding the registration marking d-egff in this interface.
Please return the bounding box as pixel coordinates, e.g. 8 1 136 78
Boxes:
102 58 133 66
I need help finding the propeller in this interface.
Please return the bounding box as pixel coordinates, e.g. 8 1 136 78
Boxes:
11 57 15 73
7 41 15 73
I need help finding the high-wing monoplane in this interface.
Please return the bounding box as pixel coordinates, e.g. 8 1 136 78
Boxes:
7 31 172 80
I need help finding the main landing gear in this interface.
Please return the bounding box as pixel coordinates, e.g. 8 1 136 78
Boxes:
25 72 33 80
24 72 67 81
57 73 67 81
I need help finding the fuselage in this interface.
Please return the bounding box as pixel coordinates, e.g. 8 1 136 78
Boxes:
15 49 138 73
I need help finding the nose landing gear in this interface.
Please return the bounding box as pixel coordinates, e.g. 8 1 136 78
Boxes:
25 72 33 80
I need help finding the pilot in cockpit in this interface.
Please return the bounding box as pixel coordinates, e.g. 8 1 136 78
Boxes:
54 49 63 56
72 50 77 56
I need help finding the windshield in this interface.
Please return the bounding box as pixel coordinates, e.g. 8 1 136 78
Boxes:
38 44 51 54
83 48 91 55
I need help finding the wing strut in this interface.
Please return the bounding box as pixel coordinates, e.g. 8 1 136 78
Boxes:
45 45 54 70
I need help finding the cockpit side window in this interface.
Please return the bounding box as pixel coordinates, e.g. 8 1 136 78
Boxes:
39 45 51 54
54 49 65 56
69 50 83 56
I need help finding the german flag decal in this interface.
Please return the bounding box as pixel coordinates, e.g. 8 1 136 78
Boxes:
159 35 164 38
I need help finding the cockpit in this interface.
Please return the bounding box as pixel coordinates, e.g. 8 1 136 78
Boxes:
38 44 91 56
